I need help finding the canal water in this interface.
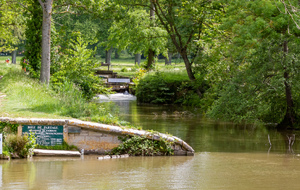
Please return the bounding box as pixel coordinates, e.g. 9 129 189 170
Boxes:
2 96 300 189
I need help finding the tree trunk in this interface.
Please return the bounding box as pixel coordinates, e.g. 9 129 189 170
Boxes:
168 52 172 64
146 49 155 70
279 131 296 154
278 40 296 130
146 1 155 70
39 0 53 85
164 51 172 65
180 50 202 97
135 54 141 66
11 50 17 64
105 48 112 64
164 56 168 65
114 49 119 59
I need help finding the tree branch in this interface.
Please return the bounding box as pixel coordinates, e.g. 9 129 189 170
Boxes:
38 0 44 7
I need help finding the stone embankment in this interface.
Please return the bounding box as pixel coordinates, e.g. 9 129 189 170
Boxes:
0 117 194 156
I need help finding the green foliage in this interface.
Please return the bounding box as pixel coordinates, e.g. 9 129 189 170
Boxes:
110 135 174 156
106 9 168 57
51 33 110 100
120 67 127 72
0 0 25 52
136 71 205 105
4 132 36 158
208 38 300 124
36 140 78 150
0 122 18 134
24 0 42 78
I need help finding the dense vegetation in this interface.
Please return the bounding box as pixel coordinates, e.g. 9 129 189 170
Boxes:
110 135 174 156
136 71 206 106
1 0 300 129
0 122 36 159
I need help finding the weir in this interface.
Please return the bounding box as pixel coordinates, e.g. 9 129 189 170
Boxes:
0 117 194 156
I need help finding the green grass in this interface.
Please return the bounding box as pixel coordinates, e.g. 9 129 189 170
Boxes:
0 67 67 118
0 65 122 125
95 57 186 78
0 56 22 64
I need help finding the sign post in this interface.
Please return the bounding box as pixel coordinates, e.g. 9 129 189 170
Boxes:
0 134 2 155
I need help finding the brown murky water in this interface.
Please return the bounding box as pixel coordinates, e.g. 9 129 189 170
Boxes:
2 100 300 189
2 153 300 189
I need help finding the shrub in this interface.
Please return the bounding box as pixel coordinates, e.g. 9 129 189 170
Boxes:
4 132 36 158
51 33 110 100
110 135 174 156
135 71 206 105
120 67 127 72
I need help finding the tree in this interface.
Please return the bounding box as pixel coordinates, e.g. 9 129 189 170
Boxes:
24 0 42 77
146 1 155 70
0 1 25 55
106 8 168 64
207 0 300 129
116 0 222 96
38 0 53 84
51 33 105 99
30 0 105 84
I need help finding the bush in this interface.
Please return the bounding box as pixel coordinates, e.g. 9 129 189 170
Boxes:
4 132 36 158
51 33 110 100
135 71 206 105
110 135 174 156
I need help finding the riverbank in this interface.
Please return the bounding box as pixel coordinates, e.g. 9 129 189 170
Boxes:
0 117 194 156
0 64 194 156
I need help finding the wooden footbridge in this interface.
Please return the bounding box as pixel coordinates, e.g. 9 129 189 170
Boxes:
95 66 134 93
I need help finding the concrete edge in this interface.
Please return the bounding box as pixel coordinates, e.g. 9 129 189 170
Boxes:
0 117 195 154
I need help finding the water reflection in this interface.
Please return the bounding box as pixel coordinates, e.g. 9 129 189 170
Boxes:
1 98 296 189
114 100 300 155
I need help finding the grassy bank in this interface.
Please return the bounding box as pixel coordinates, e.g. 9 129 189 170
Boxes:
0 63 122 125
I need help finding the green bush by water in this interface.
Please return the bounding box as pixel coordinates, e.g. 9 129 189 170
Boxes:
135 71 206 106
3 132 36 158
110 135 174 156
